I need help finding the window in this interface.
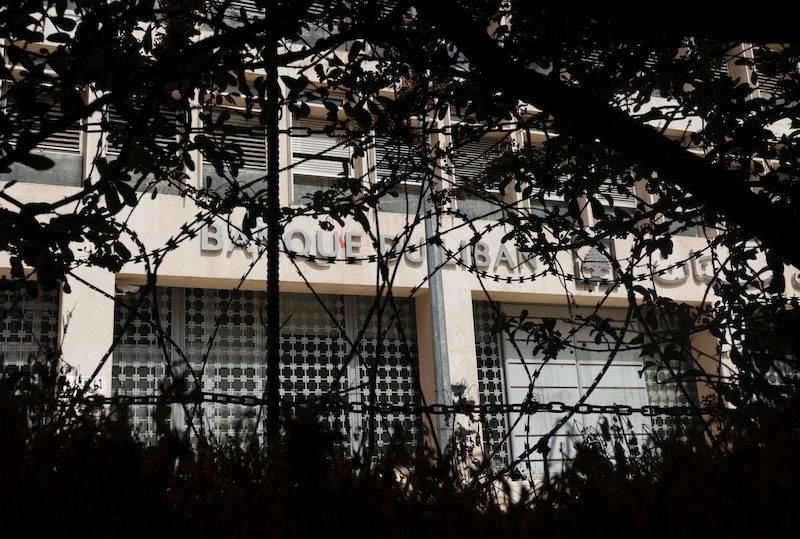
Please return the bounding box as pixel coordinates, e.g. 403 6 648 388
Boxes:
0 82 83 186
112 286 422 454
490 304 698 478
529 176 570 220
452 136 507 221
199 103 268 196
105 102 183 194
105 104 177 158
664 204 702 237
596 179 638 211
0 283 60 374
514 137 571 221
373 133 425 215
291 116 351 203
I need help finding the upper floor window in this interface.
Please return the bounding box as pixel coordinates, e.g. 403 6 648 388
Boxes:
199 102 267 196
373 132 425 215
451 135 508 222
104 101 184 194
291 115 351 203
0 82 83 187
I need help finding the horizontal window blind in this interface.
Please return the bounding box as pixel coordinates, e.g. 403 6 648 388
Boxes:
202 107 267 171
291 117 349 178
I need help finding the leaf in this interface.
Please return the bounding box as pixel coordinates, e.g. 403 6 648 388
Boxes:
104 187 122 214
352 207 370 233
348 40 364 63
280 75 309 97
46 32 71 44
113 241 131 260
19 153 54 170
52 16 76 31
117 181 137 207
589 197 605 219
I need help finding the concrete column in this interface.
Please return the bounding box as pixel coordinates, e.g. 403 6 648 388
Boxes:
59 267 116 396
440 277 479 399
83 87 103 184
690 327 729 442
415 272 482 455
416 278 480 404
691 328 724 405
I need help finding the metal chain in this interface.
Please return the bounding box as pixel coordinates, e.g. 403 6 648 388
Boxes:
70 393 710 418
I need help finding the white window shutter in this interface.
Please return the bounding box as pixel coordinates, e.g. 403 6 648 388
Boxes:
597 180 638 208
292 117 349 178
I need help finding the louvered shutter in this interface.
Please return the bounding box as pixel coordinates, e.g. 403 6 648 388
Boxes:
374 135 423 184
222 0 264 19
291 117 349 178
528 177 567 203
452 138 500 188
3 92 81 155
202 107 266 171
37 101 81 154
597 180 637 208
106 105 176 156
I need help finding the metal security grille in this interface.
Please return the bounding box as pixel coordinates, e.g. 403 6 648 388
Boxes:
279 293 349 438
644 363 699 439
111 287 421 456
111 288 174 439
346 296 421 456
640 314 700 440
0 285 60 373
472 301 509 471
181 287 265 440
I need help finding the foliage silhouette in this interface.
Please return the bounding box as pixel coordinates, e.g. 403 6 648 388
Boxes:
1 0 800 504
2 355 800 537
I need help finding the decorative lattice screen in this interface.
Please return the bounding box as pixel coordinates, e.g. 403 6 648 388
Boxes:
472 300 510 471
111 287 421 456
0 285 60 373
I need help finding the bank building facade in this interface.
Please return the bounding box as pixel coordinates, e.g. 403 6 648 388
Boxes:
0 5 786 478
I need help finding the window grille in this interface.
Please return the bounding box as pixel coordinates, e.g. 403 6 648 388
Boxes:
638 311 700 440
472 301 510 471
0 284 60 374
111 287 174 439
111 287 421 456
345 295 421 456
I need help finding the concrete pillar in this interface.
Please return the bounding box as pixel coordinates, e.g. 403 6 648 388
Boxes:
415 272 482 459
691 328 723 406
60 267 116 396
83 87 103 184
415 278 480 404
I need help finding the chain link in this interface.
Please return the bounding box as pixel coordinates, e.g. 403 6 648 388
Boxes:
72 392 709 418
